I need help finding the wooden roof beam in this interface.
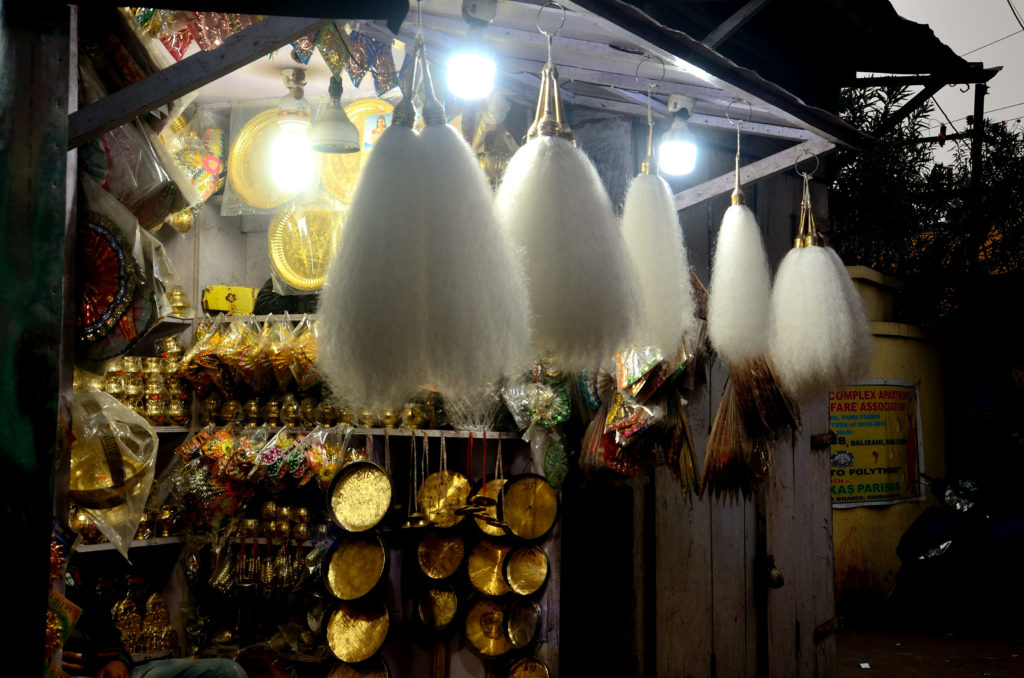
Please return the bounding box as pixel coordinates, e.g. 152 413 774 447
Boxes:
702 0 774 49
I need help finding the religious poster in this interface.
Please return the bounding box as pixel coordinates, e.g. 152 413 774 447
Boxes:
829 380 924 507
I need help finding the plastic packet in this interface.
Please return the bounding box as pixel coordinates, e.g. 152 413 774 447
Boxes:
308 425 352 487
615 346 663 396
178 316 221 395
266 319 296 392
228 424 271 482
254 427 303 484
70 390 158 559
289 317 320 390
235 318 271 391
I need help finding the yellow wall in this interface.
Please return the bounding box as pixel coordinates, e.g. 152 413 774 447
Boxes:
832 322 945 614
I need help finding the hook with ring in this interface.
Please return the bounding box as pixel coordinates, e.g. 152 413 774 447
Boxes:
794 149 819 178
537 1 567 64
726 98 752 128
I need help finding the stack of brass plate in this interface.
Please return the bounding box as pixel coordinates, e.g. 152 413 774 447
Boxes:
326 657 390 678
467 540 512 597
324 535 387 600
464 598 512 657
227 109 308 210
506 599 541 649
417 584 458 632
328 461 392 532
504 545 549 596
417 531 465 580
320 98 395 204
507 657 550 678
502 475 559 540
268 194 346 291
326 600 390 663
472 478 507 536
417 470 470 528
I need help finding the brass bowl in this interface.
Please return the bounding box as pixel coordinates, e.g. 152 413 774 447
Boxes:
502 474 559 541
416 531 465 580
467 540 512 597
324 534 388 601
326 657 391 678
506 599 542 650
507 656 550 678
327 461 392 533
463 598 511 658
417 470 470 528
472 478 508 537
326 600 389 663
417 585 458 632
504 545 549 596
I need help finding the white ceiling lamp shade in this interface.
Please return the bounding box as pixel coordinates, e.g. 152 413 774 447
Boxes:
318 33 532 412
271 67 314 193
658 94 698 176
495 4 640 371
310 75 360 154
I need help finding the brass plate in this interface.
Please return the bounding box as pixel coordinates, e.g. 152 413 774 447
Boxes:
268 195 346 291
328 462 392 532
505 545 549 596
227 108 306 210
326 656 390 678
320 98 395 204
417 470 470 528
472 478 507 536
467 540 513 597
506 599 541 649
464 598 512 657
508 657 550 678
417 585 458 631
503 475 559 541
417 531 465 579
326 600 390 663
325 535 387 600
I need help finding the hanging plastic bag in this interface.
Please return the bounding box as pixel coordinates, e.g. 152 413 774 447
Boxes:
70 390 158 559
290 317 320 391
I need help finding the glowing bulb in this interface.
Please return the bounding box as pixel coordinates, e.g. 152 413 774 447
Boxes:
658 118 698 176
271 125 314 193
447 51 496 100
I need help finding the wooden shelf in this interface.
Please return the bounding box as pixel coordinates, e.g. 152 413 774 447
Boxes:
75 536 184 553
153 425 192 434
350 428 521 439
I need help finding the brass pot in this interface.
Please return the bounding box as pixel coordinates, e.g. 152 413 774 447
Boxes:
326 461 392 533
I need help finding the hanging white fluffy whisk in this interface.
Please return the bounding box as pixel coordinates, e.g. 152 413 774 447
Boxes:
318 37 531 410
768 169 873 402
495 52 639 372
621 106 699 360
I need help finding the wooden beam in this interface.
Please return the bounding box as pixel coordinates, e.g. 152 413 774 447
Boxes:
874 79 944 136
845 66 1001 88
672 137 835 210
688 113 814 140
702 0 773 49
68 16 331 149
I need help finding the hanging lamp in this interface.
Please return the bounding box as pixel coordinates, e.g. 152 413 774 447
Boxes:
318 3 531 413
768 156 873 402
495 1 640 371
621 56 699 361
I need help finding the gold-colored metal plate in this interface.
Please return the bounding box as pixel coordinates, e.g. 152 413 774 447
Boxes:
472 478 507 536
417 585 458 631
329 462 392 532
268 195 346 291
325 535 387 601
503 475 558 541
508 656 550 678
417 470 470 528
326 600 390 663
227 109 307 210
467 540 513 597
320 98 395 204
506 599 541 649
464 598 512 657
417 531 465 579
505 545 549 596
326 656 390 678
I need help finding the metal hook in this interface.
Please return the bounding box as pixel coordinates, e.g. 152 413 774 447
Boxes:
726 98 752 126
536 1 567 38
794 150 819 178
634 53 666 88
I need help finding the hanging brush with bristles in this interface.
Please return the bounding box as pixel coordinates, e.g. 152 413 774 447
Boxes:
768 156 873 403
495 1 640 373
702 101 799 498
318 3 531 413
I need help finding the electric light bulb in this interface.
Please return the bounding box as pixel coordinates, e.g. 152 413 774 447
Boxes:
447 51 496 100
658 139 698 176
271 126 314 193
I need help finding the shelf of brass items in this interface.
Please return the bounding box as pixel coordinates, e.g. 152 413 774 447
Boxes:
76 537 184 553
230 537 317 547
350 428 521 439
153 426 193 434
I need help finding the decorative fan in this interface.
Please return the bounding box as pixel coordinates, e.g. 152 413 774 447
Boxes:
76 211 137 344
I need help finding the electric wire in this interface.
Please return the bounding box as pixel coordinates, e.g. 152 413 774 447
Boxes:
1007 0 1024 31
958 28 1022 56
